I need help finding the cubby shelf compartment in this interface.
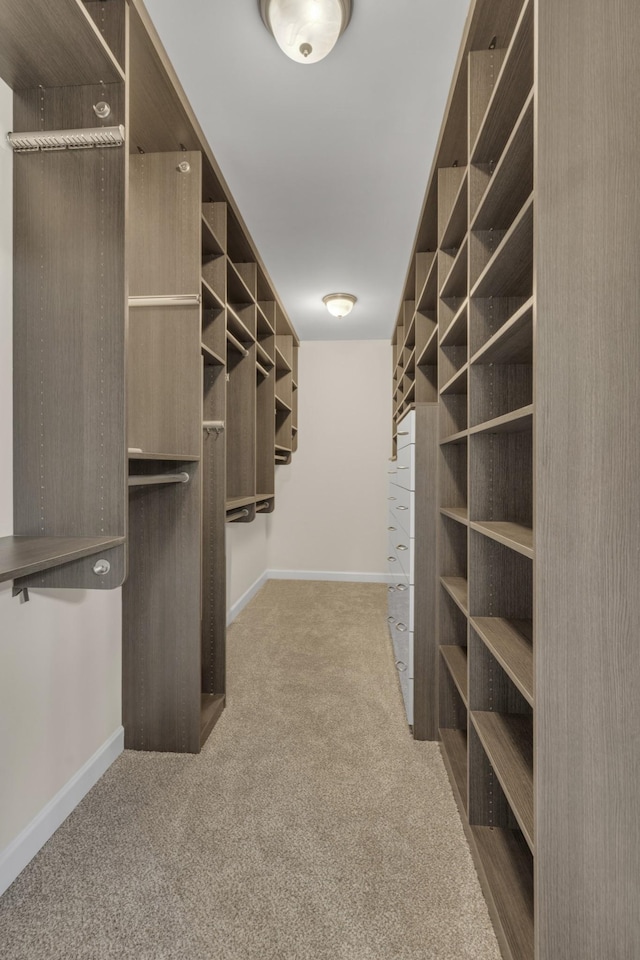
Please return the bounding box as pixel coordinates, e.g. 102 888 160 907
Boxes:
440 576 468 616
471 298 533 365
275 394 292 413
439 727 468 812
417 326 439 366
472 91 534 234
471 0 534 165
227 306 255 344
440 429 468 446
440 506 469 526
440 236 468 300
440 299 468 348
227 260 255 305
226 496 255 511
471 194 534 299
256 341 274 368
469 521 533 559
417 252 439 311
275 347 292 372
440 363 468 397
201 343 225 366
0 535 126 584
471 711 534 852
201 214 224 257
469 825 534 960
469 405 533 436
440 170 469 251
471 617 533 707
201 277 225 311
129 451 200 461
440 645 468 705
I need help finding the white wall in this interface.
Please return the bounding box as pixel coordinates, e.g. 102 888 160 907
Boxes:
267 339 391 578
225 520 269 617
0 80 123 887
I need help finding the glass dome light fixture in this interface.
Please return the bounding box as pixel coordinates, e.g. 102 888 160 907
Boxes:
259 0 353 65
323 293 357 318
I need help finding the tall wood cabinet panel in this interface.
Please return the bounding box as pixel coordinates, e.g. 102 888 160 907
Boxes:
0 0 127 590
391 0 639 957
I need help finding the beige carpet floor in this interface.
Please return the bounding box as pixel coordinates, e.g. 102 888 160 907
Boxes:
0 580 500 959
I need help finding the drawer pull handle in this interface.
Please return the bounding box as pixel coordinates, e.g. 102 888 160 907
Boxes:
387 615 395 623
396 584 407 591
397 544 408 551
388 496 397 502
387 586 395 593
387 556 397 563
397 465 409 470
396 622 407 632
395 660 407 672
397 505 408 511
398 431 409 436
388 526 396 531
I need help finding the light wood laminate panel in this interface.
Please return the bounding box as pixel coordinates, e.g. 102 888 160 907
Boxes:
536 0 640 955
470 521 533 559
0 535 125 583
441 645 468 705
440 576 468 616
471 617 533 707
0 0 124 89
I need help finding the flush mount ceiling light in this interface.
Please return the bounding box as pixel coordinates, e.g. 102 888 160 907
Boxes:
323 293 357 318
259 0 353 64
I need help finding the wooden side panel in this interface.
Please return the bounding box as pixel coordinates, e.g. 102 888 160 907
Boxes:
202 364 226 698
123 462 202 752
12 80 126 589
535 1 640 956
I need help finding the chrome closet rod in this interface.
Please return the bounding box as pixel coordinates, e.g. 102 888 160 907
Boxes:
226 508 250 521
128 294 201 307
128 472 190 487
226 329 249 357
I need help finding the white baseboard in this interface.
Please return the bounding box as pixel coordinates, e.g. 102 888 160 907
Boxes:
0 726 124 897
227 570 269 625
267 569 394 584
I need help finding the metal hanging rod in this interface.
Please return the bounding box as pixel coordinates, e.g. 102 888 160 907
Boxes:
203 420 225 437
226 329 249 357
226 507 250 521
128 472 190 487
275 454 288 463
256 501 271 512
7 125 125 152
129 294 201 307
256 361 270 379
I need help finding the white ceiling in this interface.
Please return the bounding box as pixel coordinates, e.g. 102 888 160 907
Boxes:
145 0 469 341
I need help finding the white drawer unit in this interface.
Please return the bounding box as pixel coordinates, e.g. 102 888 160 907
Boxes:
386 404 438 738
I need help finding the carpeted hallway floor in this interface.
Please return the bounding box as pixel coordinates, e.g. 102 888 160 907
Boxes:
0 581 500 959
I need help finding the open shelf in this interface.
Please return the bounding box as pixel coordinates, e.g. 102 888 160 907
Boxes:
440 236 468 300
471 711 534 851
440 299 468 348
227 305 255 344
416 325 439 366
0 535 126 584
416 252 438 311
472 92 534 233
201 213 224 257
471 194 533 299
226 496 255 511
441 645 468 705
440 576 468 616
471 0 534 165
471 298 533 365
275 394 292 413
470 521 533 559
128 451 200 461
471 618 533 707
201 342 225 366
255 340 274 368
440 363 468 397
275 346 292 372
440 429 468 446
440 506 468 526
439 727 468 814
441 170 469 250
201 277 225 311
227 260 255 306
469 405 533 436
470 825 534 960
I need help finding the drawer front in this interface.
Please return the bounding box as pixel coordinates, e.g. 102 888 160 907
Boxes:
389 487 414 536
394 443 415 491
387 580 413 633
387 536 412 581
389 502 412 541
396 410 415 449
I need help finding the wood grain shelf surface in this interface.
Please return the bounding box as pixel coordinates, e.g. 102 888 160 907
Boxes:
440 362 468 397
416 252 438 311
0 535 126 583
439 299 468 347
227 260 254 306
225 496 255 511
440 429 468 446
201 277 225 311
471 711 534 851
275 347 292 372
416 326 439 366
441 645 468 705
471 194 533 298
471 298 533 365
440 576 469 615
0 0 125 89
201 343 225 366
470 824 534 960
128 451 201 462
439 727 468 814
255 341 274 368
275 394 292 413
471 617 533 706
470 520 533 559
227 306 255 343
469 405 533 435
440 169 469 250
440 506 469 526
472 91 534 233
201 214 224 257
440 235 468 300
471 0 534 165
